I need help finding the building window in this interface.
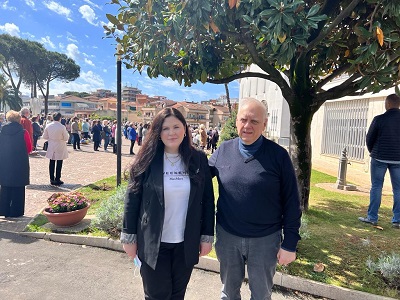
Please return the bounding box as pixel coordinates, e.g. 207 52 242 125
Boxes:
321 99 369 161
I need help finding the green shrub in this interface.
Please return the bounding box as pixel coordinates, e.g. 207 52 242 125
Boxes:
91 185 126 236
367 253 400 287
219 108 238 144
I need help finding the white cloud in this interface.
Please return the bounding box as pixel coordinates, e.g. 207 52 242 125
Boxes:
24 0 35 8
103 69 107 73
66 43 80 61
183 88 208 99
24 32 35 39
0 23 20 36
159 78 180 88
84 58 95 66
43 1 72 22
66 32 78 43
40 36 56 49
83 0 101 10
1 1 16 10
80 70 104 87
78 5 97 26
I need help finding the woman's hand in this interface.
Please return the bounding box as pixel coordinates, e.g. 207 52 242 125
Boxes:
199 242 212 257
123 243 138 258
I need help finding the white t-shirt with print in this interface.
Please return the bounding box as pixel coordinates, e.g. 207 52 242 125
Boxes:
161 153 190 243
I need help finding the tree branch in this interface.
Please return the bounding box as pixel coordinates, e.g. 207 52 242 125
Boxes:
316 75 362 103
307 0 363 51
207 72 275 84
315 63 352 91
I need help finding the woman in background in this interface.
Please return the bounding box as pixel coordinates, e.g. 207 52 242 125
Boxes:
121 107 215 300
0 110 31 217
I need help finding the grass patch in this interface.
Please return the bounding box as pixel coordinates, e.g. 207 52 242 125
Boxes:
287 170 400 298
25 214 52 232
77 176 127 214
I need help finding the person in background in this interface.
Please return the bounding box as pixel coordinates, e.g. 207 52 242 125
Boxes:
65 118 73 145
206 127 212 150
111 120 117 153
102 120 111 151
91 120 102 151
137 122 143 146
44 114 53 128
210 127 219 153
209 98 301 300
121 107 215 300
31 116 42 152
128 123 137 155
82 118 90 140
0 110 31 217
20 107 33 152
71 117 81 150
42 112 69 186
199 124 207 150
124 122 129 139
359 93 400 228
142 123 149 144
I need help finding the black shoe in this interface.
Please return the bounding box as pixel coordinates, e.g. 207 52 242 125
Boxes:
393 223 400 229
51 180 64 186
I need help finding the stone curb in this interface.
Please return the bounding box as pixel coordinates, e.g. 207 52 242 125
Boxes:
16 231 396 300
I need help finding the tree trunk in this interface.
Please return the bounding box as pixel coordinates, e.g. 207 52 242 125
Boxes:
224 83 232 114
289 92 319 211
288 103 314 211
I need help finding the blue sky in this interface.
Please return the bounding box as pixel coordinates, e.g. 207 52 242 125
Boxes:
0 0 239 102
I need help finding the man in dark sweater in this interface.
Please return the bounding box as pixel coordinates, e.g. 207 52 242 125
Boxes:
209 98 301 300
359 94 400 228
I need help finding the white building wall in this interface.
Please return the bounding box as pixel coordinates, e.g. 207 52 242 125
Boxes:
240 65 395 187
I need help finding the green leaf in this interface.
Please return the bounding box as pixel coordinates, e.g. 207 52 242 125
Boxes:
282 13 295 26
369 42 378 55
242 15 253 24
306 4 320 18
106 14 120 26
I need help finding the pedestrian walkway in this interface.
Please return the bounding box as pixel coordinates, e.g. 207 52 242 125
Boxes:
0 138 136 232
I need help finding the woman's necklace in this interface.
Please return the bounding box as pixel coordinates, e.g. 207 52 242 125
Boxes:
165 152 181 166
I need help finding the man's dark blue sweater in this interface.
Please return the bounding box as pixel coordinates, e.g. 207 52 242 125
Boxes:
209 137 302 252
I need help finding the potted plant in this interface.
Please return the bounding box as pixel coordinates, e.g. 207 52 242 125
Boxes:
42 191 90 227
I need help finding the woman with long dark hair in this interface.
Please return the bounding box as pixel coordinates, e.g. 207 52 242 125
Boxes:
120 107 215 300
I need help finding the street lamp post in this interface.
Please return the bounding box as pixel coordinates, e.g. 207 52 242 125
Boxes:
116 44 122 186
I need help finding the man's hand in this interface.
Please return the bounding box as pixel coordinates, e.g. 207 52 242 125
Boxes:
277 248 296 266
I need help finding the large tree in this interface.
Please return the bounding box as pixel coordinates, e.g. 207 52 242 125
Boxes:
0 34 45 110
105 0 400 210
29 51 80 116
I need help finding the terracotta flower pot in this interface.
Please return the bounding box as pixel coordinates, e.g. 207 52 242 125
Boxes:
43 204 90 227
